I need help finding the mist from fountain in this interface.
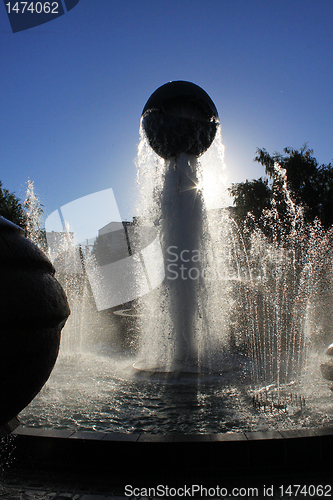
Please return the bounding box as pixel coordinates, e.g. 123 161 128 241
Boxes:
135 123 242 378
18 84 333 434
135 120 313 387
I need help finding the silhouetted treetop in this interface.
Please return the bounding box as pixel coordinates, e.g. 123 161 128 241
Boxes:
229 145 333 229
0 180 25 228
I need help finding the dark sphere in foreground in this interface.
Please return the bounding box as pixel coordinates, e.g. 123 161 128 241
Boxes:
0 216 70 426
141 81 219 159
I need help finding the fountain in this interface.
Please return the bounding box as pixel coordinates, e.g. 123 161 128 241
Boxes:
135 81 223 377
18 81 333 435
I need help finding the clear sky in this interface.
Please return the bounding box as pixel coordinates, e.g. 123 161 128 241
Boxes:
1 0 333 223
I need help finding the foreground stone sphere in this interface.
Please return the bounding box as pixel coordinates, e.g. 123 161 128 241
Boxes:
141 81 219 159
0 217 70 425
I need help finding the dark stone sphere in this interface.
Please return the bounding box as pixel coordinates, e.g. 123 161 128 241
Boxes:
0 217 70 426
141 81 219 159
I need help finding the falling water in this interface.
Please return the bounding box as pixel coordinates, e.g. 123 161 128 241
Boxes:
135 123 250 378
24 179 46 250
135 124 333 391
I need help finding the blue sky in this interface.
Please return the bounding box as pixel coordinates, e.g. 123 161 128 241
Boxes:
1 0 333 223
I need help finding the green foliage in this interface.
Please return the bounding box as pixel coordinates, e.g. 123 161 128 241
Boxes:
229 145 333 230
255 144 321 224
228 177 271 222
0 181 25 228
0 180 46 250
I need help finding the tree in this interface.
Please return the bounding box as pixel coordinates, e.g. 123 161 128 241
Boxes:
0 181 25 228
0 180 46 249
228 177 271 223
255 144 320 224
314 162 333 228
229 145 333 229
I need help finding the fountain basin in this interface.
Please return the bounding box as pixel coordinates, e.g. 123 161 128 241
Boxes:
10 424 333 480
18 352 333 435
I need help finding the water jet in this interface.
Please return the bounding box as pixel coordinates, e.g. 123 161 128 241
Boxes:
18 82 333 435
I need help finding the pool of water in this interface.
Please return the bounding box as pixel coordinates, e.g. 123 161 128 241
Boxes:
19 353 333 434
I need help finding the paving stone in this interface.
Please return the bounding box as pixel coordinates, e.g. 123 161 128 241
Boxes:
24 489 49 497
80 495 107 500
51 494 77 499
106 497 127 500
104 497 127 500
